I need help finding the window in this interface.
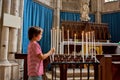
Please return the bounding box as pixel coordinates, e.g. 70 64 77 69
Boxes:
105 0 117 2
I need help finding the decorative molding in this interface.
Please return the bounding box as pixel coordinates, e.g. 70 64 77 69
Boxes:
33 0 54 9
3 13 21 28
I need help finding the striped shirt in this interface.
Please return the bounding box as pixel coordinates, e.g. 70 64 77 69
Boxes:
27 41 43 76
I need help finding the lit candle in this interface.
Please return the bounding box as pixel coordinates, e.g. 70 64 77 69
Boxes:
91 31 94 58
67 30 69 55
88 32 90 57
86 32 88 58
53 28 55 48
82 31 84 62
62 27 64 42
52 28 55 61
74 34 76 58
93 32 96 58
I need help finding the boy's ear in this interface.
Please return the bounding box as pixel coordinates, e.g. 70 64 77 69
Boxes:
33 34 36 38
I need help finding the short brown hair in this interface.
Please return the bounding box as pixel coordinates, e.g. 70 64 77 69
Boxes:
28 26 43 40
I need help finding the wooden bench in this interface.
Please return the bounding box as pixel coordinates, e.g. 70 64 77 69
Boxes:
99 54 120 80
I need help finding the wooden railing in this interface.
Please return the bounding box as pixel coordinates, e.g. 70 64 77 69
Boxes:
51 62 99 80
99 54 120 80
15 53 50 80
15 54 28 80
15 54 120 80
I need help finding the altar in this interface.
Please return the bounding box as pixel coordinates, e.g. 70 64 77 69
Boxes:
58 21 117 55
49 21 119 80
61 41 118 55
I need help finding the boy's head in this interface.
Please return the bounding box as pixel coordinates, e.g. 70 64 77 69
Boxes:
28 26 43 41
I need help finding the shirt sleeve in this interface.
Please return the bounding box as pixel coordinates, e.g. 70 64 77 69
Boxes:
32 43 42 55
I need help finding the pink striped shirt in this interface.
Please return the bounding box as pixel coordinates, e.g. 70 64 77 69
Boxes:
27 41 43 76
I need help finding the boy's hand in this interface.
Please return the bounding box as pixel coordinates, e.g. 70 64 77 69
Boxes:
51 48 55 54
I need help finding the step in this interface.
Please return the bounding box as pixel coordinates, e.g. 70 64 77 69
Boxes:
53 68 94 77
45 72 94 80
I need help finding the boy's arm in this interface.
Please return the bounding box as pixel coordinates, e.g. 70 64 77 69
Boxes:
38 48 55 60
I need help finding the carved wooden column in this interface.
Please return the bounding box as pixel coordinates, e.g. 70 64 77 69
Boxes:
8 0 20 79
0 0 11 80
100 55 112 80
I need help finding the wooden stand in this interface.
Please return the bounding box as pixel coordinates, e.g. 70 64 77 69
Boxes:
51 62 99 80
15 54 120 80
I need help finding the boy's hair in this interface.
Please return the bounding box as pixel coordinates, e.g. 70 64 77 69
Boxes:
28 26 43 40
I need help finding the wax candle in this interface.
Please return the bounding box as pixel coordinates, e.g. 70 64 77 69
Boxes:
53 28 55 48
86 32 88 58
52 28 55 61
54 29 56 54
56 28 59 54
82 31 84 62
91 31 94 58
74 34 76 58
93 32 96 58
62 27 64 42
88 32 90 56
67 30 70 55
62 27 64 54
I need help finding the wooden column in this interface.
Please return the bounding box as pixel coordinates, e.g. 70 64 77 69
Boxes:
112 62 120 80
15 54 28 80
60 64 67 80
100 55 112 80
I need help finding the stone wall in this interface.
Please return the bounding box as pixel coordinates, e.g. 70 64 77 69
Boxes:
34 0 120 13
101 0 120 13
61 0 97 13
62 0 80 12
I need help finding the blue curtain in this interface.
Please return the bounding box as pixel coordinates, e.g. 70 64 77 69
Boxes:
60 12 95 22
22 0 53 53
102 12 120 42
